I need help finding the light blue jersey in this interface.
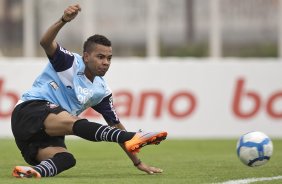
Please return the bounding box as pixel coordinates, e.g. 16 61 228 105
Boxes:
21 45 118 123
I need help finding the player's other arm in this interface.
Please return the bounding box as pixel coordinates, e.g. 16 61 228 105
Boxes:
92 95 141 165
39 4 81 58
110 122 142 165
110 121 163 174
92 96 163 174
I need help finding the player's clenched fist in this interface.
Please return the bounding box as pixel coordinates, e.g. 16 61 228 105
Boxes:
62 4 81 22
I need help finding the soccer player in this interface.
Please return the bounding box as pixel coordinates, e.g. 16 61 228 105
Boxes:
11 4 167 178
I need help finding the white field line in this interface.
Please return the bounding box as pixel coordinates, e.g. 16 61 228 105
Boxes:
216 175 282 184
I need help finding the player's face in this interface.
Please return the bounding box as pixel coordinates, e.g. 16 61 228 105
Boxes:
84 44 112 80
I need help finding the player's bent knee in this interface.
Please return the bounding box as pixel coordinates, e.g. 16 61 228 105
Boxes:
54 152 76 170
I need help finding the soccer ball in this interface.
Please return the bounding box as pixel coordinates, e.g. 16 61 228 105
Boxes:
236 131 273 167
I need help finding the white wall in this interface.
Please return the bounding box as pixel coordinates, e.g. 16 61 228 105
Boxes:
0 58 282 138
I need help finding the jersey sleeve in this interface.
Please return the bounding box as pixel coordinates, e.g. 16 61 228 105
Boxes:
92 94 120 125
48 44 75 72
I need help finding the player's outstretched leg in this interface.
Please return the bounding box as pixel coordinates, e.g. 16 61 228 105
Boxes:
12 152 76 178
72 119 167 154
124 130 168 154
72 119 136 142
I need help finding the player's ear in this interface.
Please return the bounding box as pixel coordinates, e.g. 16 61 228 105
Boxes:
83 52 89 62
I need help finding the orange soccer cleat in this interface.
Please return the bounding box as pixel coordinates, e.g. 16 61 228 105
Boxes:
12 166 41 178
125 131 167 154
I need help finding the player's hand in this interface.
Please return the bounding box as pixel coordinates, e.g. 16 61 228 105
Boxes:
136 162 163 174
62 4 81 22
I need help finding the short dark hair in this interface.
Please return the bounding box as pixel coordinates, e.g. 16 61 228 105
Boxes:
83 34 112 53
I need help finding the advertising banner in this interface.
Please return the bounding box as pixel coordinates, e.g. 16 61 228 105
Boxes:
0 58 281 138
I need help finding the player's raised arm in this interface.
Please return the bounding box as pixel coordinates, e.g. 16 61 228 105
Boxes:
39 4 81 58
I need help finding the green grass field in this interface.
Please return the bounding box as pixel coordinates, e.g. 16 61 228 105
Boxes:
1 138 282 184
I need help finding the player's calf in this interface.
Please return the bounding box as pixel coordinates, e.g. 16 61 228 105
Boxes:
72 119 135 142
